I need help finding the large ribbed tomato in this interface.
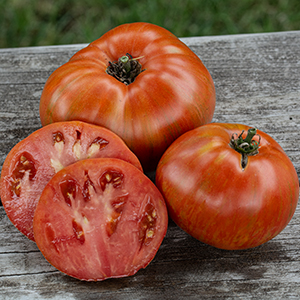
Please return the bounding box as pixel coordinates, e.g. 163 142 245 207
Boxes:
156 123 299 250
39 22 216 171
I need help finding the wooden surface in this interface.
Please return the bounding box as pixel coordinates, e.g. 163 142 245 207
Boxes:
0 30 300 299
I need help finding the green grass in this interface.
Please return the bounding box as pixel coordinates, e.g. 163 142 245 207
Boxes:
1 0 300 48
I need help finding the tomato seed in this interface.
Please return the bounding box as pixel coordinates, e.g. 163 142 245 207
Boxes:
105 173 112 182
146 230 154 238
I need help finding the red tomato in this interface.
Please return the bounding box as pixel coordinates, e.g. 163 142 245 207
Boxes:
0 121 142 241
39 22 216 171
156 123 299 250
33 158 168 281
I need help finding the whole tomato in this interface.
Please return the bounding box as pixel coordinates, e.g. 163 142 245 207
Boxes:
39 22 216 171
156 123 299 250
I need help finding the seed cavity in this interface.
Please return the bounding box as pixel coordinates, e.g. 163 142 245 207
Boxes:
59 177 78 207
72 219 85 244
52 131 65 154
11 152 37 197
45 222 60 253
72 130 83 160
138 198 157 249
99 170 124 191
76 130 81 140
53 131 65 144
87 137 109 158
51 131 65 172
82 171 96 202
106 194 128 237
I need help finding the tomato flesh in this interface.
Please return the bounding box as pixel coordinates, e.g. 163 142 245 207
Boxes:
0 121 142 241
33 158 168 281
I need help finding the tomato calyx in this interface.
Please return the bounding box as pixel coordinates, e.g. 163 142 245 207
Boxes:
106 53 145 85
230 128 261 169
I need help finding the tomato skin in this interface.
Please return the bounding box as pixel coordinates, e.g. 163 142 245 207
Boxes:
33 158 168 281
39 22 216 171
0 121 142 241
156 123 299 250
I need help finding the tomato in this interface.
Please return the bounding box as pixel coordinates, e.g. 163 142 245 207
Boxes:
156 123 299 250
39 22 216 171
33 158 168 281
0 121 142 241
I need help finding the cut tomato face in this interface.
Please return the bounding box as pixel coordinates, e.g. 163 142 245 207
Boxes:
0 121 142 241
33 158 168 281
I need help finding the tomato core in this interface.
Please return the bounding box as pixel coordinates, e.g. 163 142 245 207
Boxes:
106 54 144 85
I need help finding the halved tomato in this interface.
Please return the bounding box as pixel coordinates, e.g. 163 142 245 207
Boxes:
0 121 142 241
33 158 168 281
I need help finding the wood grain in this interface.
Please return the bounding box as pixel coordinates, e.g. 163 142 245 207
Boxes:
0 31 300 299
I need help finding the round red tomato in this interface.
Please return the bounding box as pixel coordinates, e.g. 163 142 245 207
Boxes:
156 123 299 250
0 121 142 241
33 158 168 281
39 22 216 171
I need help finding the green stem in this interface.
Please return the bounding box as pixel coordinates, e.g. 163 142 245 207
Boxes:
231 128 260 155
119 56 131 74
230 128 260 169
243 128 257 145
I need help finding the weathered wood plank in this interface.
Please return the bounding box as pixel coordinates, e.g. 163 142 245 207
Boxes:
1 207 300 299
1 32 299 170
0 31 300 299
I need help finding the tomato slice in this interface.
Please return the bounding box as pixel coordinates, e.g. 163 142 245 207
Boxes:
33 158 168 281
0 121 142 241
